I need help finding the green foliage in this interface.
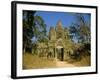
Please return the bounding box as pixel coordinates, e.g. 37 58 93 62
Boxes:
23 11 47 53
79 42 91 56
33 15 47 37
69 14 90 43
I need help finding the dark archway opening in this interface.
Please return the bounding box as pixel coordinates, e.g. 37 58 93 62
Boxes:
61 48 64 61
56 48 64 61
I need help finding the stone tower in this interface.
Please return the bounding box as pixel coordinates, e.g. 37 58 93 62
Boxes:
49 27 56 40
37 20 74 61
56 20 64 39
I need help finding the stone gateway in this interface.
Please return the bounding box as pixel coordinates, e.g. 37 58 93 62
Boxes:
35 20 74 61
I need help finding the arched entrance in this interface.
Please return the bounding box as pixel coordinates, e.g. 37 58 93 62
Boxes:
55 39 64 61
56 46 64 61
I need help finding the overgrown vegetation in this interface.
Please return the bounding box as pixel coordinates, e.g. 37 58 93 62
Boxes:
23 11 47 53
68 13 91 61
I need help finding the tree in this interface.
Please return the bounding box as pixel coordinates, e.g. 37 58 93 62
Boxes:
69 24 79 42
69 14 91 58
23 11 47 53
69 14 90 43
33 15 47 42
23 11 35 53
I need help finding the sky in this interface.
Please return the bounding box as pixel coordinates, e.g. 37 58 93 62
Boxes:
34 11 91 33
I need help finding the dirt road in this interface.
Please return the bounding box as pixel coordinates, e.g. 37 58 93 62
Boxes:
56 59 75 67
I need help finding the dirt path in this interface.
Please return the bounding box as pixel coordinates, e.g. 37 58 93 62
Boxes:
56 59 75 67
